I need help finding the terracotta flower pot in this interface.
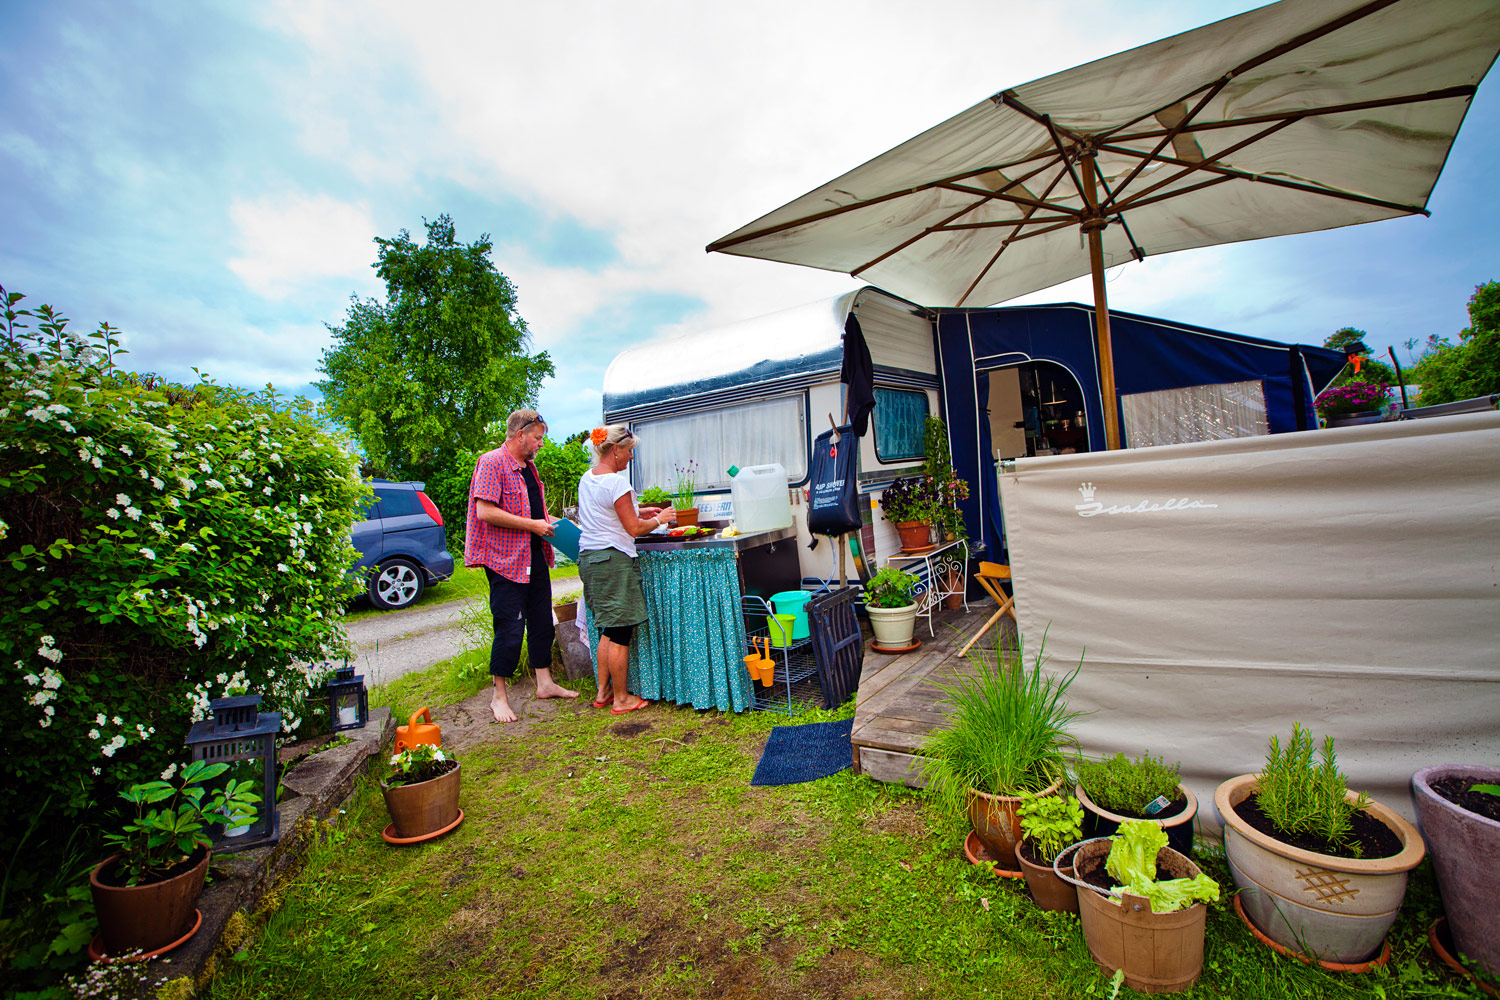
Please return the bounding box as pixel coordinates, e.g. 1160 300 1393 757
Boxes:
554 601 578 623
90 848 208 957
895 520 931 551
674 507 699 527
965 775 1064 862
1015 841 1079 912
1412 764 1500 978
382 763 462 839
1215 774 1425 965
1076 782 1198 858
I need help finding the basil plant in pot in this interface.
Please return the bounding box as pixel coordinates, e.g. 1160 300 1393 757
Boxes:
1215 724 1424 967
921 631 1083 869
863 566 921 649
91 760 260 957
1075 751 1198 857
1016 792 1084 912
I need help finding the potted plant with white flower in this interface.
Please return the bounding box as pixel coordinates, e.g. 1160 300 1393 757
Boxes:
381 743 462 843
89 759 260 958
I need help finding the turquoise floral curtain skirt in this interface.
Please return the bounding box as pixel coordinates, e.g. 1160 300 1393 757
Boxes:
585 548 754 712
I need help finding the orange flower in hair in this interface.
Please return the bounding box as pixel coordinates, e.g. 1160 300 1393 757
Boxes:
590 427 607 446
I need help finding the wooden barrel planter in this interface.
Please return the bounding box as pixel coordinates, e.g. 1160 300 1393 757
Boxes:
381 763 462 842
1057 838 1208 994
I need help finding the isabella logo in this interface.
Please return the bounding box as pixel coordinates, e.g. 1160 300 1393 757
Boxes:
1074 482 1218 518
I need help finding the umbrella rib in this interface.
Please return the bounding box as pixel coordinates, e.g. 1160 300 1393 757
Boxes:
1109 77 1229 201
1108 85 1478 144
1101 143 1429 216
955 164 1077 307
1103 116 1300 214
848 159 1068 276
1227 0 1401 81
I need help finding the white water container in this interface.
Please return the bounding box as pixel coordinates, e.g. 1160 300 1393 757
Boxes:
730 463 791 533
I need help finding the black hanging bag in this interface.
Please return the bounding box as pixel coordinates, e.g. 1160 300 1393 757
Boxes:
807 424 860 537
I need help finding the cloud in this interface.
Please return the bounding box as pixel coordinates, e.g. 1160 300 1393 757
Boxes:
227 192 381 301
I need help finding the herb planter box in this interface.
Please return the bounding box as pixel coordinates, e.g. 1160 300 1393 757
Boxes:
1077 783 1197 858
1215 774 1424 964
1412 764 1500 979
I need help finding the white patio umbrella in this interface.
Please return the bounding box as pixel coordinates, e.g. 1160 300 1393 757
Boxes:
708 0 1500 448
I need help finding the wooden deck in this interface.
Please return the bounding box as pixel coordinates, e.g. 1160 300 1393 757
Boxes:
850 601 1018 787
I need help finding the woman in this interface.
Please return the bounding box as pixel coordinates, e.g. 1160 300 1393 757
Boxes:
576 424 675 714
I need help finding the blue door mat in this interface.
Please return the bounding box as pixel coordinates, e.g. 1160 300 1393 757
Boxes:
750 718 854 786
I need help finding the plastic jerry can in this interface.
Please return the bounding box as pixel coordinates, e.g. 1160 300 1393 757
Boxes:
729 463 792 533
394 706 441 751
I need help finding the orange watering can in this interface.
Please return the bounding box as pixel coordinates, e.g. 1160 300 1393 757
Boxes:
394 706 441 752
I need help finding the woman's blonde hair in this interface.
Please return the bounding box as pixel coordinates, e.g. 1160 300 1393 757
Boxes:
590 424 638 457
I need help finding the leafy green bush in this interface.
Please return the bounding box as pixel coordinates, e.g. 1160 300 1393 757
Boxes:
421 447 480 558
1406 281 1500 406
1256 723 1369 852
0 289 367 981
534 434 590 515
864 566 919 609
1075 752 1182 815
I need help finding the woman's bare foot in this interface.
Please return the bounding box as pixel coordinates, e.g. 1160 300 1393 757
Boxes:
610 693 648 713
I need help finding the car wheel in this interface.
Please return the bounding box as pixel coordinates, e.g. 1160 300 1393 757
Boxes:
369 557 425 610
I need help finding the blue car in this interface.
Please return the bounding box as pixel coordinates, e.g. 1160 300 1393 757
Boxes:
352 480 455 610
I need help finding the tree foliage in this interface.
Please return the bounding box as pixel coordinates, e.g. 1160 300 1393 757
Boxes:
533 434 591 516
1406 281 1500 406
317 215 554 480
1323 326 1394 388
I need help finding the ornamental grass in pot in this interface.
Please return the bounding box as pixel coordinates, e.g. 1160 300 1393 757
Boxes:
1411 765 1500 982
1215 723 1425 966
1015 792 1083 912
1075 752 1197 857
921 631 1082 864
382 743 461 840
91 759 260 957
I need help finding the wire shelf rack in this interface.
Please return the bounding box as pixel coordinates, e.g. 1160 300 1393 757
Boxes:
741 596 824 717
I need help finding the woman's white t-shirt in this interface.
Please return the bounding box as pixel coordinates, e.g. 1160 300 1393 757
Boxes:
577 470 639 557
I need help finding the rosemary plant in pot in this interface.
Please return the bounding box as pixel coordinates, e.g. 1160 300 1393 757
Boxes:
864 566 921 649
921 631 1083 867
91 759 260 957
1215 724 1424 966
1075 752 1198 857
1016 792 1084 912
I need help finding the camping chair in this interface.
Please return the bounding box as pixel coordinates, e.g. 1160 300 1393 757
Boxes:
957 561 1015 657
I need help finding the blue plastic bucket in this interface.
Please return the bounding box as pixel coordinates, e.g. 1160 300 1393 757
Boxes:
769 590 812 641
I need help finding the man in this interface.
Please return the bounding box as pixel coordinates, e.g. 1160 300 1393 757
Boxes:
465 408 579 723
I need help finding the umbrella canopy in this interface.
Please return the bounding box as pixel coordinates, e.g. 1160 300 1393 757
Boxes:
708 0 1500 447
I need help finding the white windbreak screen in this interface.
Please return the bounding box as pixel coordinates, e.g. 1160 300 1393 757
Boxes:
997 412 1500 826
632 395 807 494
1122 380 1268 448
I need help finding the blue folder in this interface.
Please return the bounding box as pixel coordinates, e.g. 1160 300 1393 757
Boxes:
549 518 582 561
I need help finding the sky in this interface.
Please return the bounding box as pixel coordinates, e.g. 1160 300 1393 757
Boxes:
3 0 1498 442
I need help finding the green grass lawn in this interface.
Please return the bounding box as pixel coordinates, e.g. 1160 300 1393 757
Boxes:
344 564 580 624
208 664 1478 1000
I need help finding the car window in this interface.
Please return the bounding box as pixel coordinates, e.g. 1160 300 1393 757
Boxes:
373 487 423 518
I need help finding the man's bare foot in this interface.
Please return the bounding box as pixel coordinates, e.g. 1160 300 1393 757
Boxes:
536 675 579 700
491 696 518 724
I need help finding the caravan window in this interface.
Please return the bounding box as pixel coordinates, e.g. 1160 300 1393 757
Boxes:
632 394 807 492
872 387 929 462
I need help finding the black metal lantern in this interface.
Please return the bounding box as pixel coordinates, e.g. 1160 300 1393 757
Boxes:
325 665 368 731
184 694 281 853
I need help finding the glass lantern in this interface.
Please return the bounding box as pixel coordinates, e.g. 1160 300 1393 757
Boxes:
325 666 368 731
184 694 281 853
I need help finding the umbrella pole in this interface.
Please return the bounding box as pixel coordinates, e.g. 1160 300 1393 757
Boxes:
1082 155 1122 450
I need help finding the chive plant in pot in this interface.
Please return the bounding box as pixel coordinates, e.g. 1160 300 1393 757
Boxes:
1215 724 1425 966
879 475 937 552
1075 752 1197 857
91 760 260 958
1057 820 1219 993
671 462 700 527
1411 764 1500 983
864 566 921 650
1016 792 1084 912
921 631 1083 870
381 743 462 843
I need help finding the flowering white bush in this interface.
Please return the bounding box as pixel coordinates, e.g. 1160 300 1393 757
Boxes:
0 291 369 859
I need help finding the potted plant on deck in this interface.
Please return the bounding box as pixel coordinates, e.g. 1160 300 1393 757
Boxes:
1016 791 1084 912
1412 764 1500 984
921 632 1083 871
878 475 938 552
1075 752 1198 857
1215 724 1425 967
1314 381 1390 427
90 759 261 958
381 743 462 843
863 566 921 650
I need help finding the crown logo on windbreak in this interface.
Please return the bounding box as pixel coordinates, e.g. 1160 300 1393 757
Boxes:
1078 482 1096 502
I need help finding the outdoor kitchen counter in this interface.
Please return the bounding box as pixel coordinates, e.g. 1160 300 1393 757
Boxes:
583 526 798 712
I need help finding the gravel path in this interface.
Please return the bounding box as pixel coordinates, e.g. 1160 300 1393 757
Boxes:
342 577 583 687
